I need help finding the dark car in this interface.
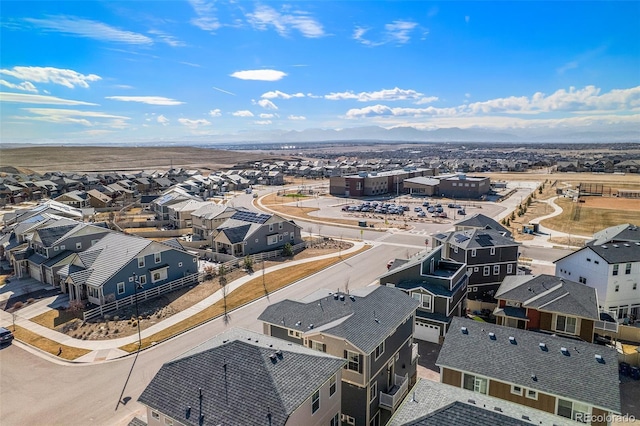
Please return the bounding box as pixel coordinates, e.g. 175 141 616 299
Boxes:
0 327 14 346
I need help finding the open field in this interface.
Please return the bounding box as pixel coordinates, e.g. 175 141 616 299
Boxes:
0 146 284 173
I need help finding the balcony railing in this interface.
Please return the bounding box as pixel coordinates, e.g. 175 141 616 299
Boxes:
595 309 619 333
379 374 409 412
411 342 419 362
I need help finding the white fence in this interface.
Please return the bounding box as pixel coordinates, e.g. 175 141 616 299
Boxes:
83 273 200 321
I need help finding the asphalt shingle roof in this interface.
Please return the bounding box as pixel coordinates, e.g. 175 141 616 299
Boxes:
588 223 640 246
258 286 419 353
434 228 519 250
587 243 640 264
495 275 599 320
455 213 511 237
407 401 531 426
436 318 621 413
138 329 345 426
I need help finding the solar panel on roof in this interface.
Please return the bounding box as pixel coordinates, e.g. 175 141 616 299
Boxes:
231 211 271 224
455 234 470 243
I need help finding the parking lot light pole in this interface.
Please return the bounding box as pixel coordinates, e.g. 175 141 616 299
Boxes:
131 273 144 350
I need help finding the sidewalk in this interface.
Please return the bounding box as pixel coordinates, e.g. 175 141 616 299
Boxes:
0 240 366 362
525 196 592 248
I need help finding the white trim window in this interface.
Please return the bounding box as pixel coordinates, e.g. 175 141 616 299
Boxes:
311 389 320 414
154 252 161 264
329 375 337 396
510 385 523 396
138 275 147 285
374 341 385 360
288 329 301 338
267 235 278 245
463 373 488 394
151 267 168 283
76 242 82 250
138 257 145 268
330 413 339 426
493 265 500 275
483 266 490 276
490 247 496 255
556 315 577 334
345 350 360 372
370 382 377 402
471 249 477 257
507 264 513 274
526 389 538 400
117 282 125 295
557 398 589 421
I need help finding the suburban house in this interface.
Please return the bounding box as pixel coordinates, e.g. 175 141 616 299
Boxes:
58 231 197 305
436 318 621 425
378 246 468 343
151 188 203 221
138 328 346 426
389 379 583 426
166 199 210 229
86 189 113 208
211 208 303 257
190 203 236 240
493 275 599 343
454 213 512 237
54 190 90 208
555 224 640 321
431 228 520 302
259 286 420 426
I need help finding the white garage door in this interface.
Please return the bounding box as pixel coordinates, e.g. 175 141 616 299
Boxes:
29 263 42 282
414 321 441 343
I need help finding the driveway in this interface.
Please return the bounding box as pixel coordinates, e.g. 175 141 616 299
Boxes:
416 340 441 382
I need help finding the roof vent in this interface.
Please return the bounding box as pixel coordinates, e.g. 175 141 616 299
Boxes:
461 326 468 334
308 324 314 329
602 245 608 249
509 336 516 344
613 244 619 248
349 295 356 302
522 415 530 421
595 354 605 363
269 354 277 363
561 347 569 356
488 332 496 340
539 342 547 351
276 350 283 358
494 407 502 412
531 374 537 381
295 321 301 326
624 243 630 247
339 295 345 301
467 399 476 405
333 293 339 300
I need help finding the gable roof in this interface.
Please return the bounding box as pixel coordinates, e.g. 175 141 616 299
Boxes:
495 275 599 320
556 242 640 265
436 318 621 413
434 228 519 250
258 286 419 353
138 329 345 426
588 223 640 246
454 213 511 237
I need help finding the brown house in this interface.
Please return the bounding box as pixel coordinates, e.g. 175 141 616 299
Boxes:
437 318 620 425
493 275 599 343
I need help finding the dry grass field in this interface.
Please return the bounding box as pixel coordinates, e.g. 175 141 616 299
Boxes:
0 146 283 173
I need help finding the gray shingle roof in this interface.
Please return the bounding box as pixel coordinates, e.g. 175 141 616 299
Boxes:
36 224 78 247
138 329 345 426
258 286 419 353
455 213 511 237
495 275 599 320
389 379 582 426
407 401 531 426
434 228 519 250
588 223 640 246
436 318 621 413
587 243 640 264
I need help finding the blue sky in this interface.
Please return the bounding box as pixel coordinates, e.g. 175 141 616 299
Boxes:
1 1 639 143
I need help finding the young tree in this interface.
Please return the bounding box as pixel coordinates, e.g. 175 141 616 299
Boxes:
282 243 294 257
243 256 254 273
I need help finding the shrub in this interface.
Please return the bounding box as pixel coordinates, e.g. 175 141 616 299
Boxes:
113 316 120 321
27 298 35 304
282 243 294 257
243 256 254 272
12 301 24 310
68 299 85 315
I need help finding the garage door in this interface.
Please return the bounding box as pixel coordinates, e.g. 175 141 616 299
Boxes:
414 321 441 343
29 263 42 282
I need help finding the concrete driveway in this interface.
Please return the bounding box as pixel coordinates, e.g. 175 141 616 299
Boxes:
416 340 441 382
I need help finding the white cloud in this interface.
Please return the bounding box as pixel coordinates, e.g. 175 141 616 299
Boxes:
232 110 254 117
0 66 101 89
178 118 211 128
288 115 306 120
353 20 419 46
465 16 470 24
325 87 429 102
414 96 439 105
257 99 278 110
230 69 287 81
259 113 275 118
209 109 222 117
247 5 325 38
25 16 153 44
0 79 38 93
346 104 459 118
254 120 272 125
261 90 304 99
148 29 185 47
157 115 169 126
0 92 97 105
188 0 221 31
113 84 134 90
106 96 184 105
16 108 130 127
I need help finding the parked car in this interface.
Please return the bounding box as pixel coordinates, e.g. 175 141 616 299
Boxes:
427 207 435 213
341 206 349 211
414 207 422 212
387 259 395 270
422 201 430 207
417 211 426 217
457 209 466 215
0 327 14 346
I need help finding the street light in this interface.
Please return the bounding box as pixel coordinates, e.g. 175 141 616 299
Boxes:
131 273 145 350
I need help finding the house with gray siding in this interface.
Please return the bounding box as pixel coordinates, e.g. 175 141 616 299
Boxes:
259 286 420 426
139 328 345 426
379 246 468 344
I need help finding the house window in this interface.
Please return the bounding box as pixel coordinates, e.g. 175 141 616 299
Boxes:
493 265 500 275
526 389 538 400
151 411 159 420
483 266 490 276
557 399 589 421
76 242 82 250
471 249 476 257
626 263 632 274
287 329 301 338
463 373 487 394
255 238 259 243
370 412 380 426
310 340 326 352
579 276 586 284
290 234 294 240
345 350 360 372
193 258 197 263
342 415 356 425
54 246 59 252
312 389 320 414
117 282 125 295
139 275 147 285
467 267 473 274
370 382 377 402
330 413 339 426
510 385 523 396
267 235 278 245
279 234 283 241
453 246 458 254
490 247 496 255
421 294 432 310
613 264 619 276
60 245 65 250
374 341 385 360
138 257 145 268
474 267 479 272
164 418 173 426
269 224 274 232
279 222 283 230
615 285 620 292
507 264 513 274
634 283 637 290
329 375 337 396
556 315 577 334
154 252 161 263
151 267 168 283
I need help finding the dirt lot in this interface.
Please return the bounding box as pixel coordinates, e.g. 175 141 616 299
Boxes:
29 240 353 340
0 146 285 173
